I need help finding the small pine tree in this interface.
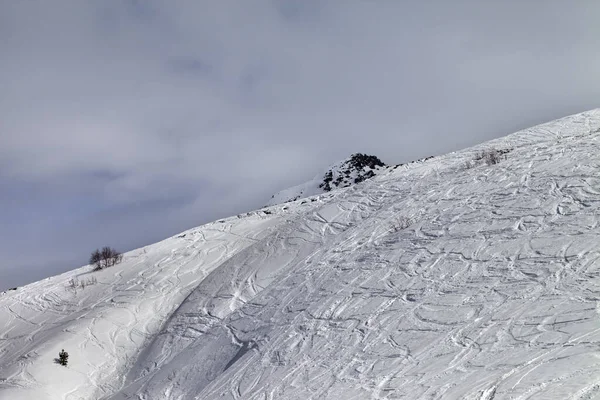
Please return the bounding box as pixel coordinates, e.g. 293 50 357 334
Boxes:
58 349 69 366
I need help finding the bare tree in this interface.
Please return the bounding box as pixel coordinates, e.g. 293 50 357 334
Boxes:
90 247 122 270
89 249 101 269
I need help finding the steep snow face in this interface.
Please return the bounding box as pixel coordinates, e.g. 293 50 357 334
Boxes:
266 153 386 206
3 110 600 400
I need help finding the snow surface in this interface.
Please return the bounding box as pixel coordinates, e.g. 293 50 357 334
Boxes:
3 110 600 399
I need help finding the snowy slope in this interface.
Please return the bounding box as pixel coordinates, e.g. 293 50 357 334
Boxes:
2 110 600 399
266 153 386 206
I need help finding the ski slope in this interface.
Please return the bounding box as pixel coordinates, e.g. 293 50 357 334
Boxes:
2 110 600 399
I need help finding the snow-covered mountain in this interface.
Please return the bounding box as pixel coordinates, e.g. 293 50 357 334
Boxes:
3 110 600 399
266 153 386 206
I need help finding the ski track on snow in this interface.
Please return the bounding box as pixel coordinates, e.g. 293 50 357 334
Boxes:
2 110 600 399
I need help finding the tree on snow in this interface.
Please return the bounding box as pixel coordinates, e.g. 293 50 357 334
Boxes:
57 349 69 366
90 246 123 270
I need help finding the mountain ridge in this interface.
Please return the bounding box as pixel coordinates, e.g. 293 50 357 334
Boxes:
266 153 387 206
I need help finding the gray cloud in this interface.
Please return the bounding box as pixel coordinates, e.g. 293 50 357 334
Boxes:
2 1 600 289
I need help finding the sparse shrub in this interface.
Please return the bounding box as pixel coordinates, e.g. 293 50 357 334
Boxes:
482 149 501 165
390 216 412 232
90 246 122 271
474 148 511 166
67 278 77 290
83 276 97 288
57 349 69 366
67 276 98 292
462 160 475 170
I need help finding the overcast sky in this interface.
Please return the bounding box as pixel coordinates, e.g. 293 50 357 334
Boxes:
2 1 600 290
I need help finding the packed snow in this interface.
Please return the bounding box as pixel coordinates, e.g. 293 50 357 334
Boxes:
2 110 600 399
